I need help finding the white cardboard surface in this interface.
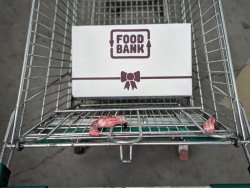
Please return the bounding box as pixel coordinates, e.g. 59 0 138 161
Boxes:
72 24 192 97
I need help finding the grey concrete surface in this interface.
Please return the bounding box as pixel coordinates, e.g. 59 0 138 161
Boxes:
0 0 250 187
0 0 32 143
222 0 250 76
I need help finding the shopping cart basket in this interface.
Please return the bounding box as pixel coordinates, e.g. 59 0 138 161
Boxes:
1 0 250 183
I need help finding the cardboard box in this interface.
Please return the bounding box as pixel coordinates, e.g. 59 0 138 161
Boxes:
72 24 192 98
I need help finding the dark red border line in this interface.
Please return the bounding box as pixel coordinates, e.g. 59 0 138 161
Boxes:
72 76 192 80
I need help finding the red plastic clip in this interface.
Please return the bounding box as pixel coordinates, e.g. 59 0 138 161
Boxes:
89 115 127 137
203 115 217 134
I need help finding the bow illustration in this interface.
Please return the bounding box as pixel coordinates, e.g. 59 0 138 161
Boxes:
121 71 140 90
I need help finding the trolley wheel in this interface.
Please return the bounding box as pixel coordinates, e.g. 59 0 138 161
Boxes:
73 146 88 154
178 145 188 161
73 139 89 154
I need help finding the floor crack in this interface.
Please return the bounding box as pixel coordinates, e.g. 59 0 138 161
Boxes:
11 147 66 178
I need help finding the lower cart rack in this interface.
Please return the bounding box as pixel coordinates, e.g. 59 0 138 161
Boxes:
17 107 234 147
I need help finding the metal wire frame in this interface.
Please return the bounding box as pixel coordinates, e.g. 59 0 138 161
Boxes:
17 108 232 144
181 0 246 138
1 0 250 168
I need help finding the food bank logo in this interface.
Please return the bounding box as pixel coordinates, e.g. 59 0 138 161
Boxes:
109 29 151 59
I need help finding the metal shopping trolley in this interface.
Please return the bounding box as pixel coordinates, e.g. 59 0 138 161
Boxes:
1 0 250 185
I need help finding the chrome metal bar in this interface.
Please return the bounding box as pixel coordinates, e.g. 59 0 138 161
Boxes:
181 110 206 134
6 140 233 148
56 0 70 111
213 0 238 135
80 102 178 108
40 0 59 121
11 0 36 144
0 110 15 163
163 0 170 23
243 144 250 167
240 104 250 137
108 112 143 144
26 113 74 142
17 0 41 138
198 0 218 117
120 145 132 163
189 0 203 109
218 0 245 138
6 148 15 168
56 107 202 113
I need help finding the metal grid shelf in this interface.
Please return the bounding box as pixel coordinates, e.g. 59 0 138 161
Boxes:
20 107 234 146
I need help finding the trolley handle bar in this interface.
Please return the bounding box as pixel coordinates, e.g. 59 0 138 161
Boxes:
109 123 143 144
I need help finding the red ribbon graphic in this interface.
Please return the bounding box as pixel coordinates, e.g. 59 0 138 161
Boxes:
121 71 140 90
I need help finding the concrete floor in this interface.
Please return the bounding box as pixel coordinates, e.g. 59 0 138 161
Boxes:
0 0 250 186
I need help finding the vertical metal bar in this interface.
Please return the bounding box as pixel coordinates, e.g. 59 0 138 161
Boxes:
141 0 145 24
120 1 123 25
189 0 204 110
212 0 238 134
136 1 139 24
6 148 15 168
73 0 78 26
18 0 41 138
72 112 90 134
97 0 101 25
66 0 78 109
109 0 112 25
146 0 150 23
114 2 117 25
130 1 133 24
144 110 152 132
218 0 245 139
56 1 70 110
119 145 132 163
125 0 128 24
157 110 170 131
198 0 218 117
90 0 96 25
181 1 192 106
157 0 161 23
11 0 36 144
0 111 15 163
150 110 160 132
152 0 155 23
181 110 206 134
243 144 250 169
240 104 250 136
173 0 177 22
173 110 189 131
40 0 59 120
163 0 170 23
165 110 179 131
181 0 186 23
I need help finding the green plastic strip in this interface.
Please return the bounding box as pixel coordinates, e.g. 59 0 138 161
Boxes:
0 162 11 187
7 186 48 188
38 125 200 134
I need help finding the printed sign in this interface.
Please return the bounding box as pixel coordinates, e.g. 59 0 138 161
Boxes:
110 29 151 58
72 24 192 97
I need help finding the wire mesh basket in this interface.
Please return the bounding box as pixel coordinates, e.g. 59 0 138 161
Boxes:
1 0 250 171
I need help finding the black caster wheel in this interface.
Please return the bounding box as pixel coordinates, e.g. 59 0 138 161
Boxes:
73 139 89 154
73 146 88 154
